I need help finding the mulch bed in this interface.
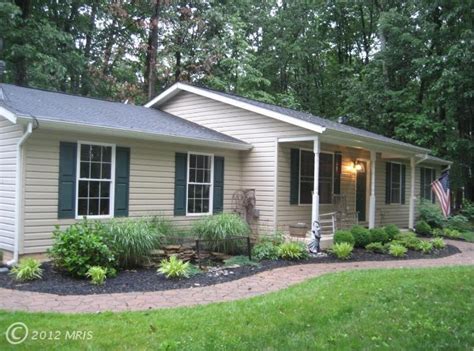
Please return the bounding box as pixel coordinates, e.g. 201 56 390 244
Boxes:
0 244 460 296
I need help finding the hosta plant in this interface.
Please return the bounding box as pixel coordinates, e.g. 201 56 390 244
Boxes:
365 242 386 254
277 241 309 260
431 237 446 249
86 266 107 285
389 244 407 257
158 256 191 279
10 258 43 281
417 241 433 254
331 243 353 260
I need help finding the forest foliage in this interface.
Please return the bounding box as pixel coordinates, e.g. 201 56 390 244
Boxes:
0 0 472 199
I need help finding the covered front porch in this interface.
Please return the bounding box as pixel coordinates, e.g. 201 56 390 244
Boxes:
275 134 423 247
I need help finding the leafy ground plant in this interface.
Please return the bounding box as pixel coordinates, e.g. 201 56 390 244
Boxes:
252 240 279 261
417 241 433 254
431 237 446 249
10 258 43 281
365 242 386 254
389 244 408 257
86 266 107 285
331 242 353 260
158 256 191 279
277 241 308 260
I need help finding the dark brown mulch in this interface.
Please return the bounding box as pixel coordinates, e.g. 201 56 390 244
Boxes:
0 244 460 296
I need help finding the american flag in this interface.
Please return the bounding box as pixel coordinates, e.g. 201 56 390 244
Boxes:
431 171 451 218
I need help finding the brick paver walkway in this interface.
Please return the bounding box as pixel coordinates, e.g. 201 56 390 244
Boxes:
1 240 473 313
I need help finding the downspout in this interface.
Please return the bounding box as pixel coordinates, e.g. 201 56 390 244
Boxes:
7 122 33 266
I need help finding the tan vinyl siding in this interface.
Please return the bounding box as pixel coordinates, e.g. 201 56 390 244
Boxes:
161 91 315 232
0 117 23 252
22 128 242 254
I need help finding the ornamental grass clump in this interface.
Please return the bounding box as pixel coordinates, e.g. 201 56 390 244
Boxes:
193 213 249 254
331 243 353 260
10 258 43 281
104 217 162 268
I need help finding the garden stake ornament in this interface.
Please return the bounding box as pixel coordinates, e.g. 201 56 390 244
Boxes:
308 220 321 253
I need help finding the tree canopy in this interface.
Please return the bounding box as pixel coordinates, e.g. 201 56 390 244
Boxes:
1 0 472 200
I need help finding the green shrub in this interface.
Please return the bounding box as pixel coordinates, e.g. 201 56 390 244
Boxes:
86 266 107 285
193 213 249 254
415 220 432 236
277 241 308 260
418 200 445 228
446 215 470 232
10 258 43 281
460 200 474 221
417 241 433 254
158 256 191 279
252 241 279 261
333 230 355 246
104 217 162 268
351 226 371 248
443 228 462 239
431 237 446 249
331 243 353 260
365 242 386 254
224 256 259 267
369 228 389 243
389 244 407 257
395 232 422 250
384 224 400 240
48 221 116 277
432 228 444 237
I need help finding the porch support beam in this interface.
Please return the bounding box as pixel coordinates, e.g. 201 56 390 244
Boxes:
312 137 320 229
409 157 416 229
369 150 376 229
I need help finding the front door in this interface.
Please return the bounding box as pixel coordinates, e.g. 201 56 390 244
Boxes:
356 161 367 222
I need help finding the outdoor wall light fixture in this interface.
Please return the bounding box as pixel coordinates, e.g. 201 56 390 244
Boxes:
352 161 365 172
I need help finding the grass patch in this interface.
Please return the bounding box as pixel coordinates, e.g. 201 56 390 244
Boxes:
0 266 472 350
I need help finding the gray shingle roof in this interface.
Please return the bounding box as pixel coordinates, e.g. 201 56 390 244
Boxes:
0 84 249 147
181 83 429 152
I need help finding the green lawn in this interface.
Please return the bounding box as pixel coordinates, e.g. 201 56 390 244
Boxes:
1 266 473 350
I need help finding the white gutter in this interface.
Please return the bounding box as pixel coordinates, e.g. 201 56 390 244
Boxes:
415 153 429 165
8 122 33 266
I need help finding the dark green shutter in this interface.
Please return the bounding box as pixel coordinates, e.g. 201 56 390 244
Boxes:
385 162 391 204
334 152 342 194
114 147 130 217
58 142 77 218
401 164 406 204
420 167 426 200
290 149 300 204
213 156 224 214
174 153 187 216
432 169 436 204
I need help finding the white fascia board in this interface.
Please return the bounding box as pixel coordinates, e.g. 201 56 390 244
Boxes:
145 83 326 134
278 135 320 143
16 116 253 151
0 106 17 124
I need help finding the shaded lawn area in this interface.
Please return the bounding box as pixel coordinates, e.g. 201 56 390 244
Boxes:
1 266 473 350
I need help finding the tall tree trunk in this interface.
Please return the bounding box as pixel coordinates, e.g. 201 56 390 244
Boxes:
145 0 160 100
14 0 32 86
81 1 98 95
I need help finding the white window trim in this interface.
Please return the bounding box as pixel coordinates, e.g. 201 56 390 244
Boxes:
421 167 436 202
298 148 334 206
389 161 403 205
186 152 214 216
75 141 116 219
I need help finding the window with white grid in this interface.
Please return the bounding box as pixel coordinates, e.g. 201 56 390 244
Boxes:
187 154 213 214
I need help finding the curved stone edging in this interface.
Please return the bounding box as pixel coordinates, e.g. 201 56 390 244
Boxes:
1 239 473 313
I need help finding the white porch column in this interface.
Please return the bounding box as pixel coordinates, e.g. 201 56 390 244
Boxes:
409 157 416 229
369 150 376 229
311 137 320 227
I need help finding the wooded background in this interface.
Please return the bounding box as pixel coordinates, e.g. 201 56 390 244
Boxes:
1 0 472 201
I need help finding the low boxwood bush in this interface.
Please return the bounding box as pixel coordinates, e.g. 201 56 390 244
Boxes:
252 241 279 261
277 241 308 260
104 217 162 268
418 200 445 228
158 256 192 279
331 242 353 260
446 215 470 232
389 244 407 257
365 242 386 254
395 232 422 250
86 266 107 285
384 224 400 240
431 237 446 249
415 220 432 236
193 213 249 254
333 230 355 246
48 221 116 277
369 228 389 243
351 226 371 248
10 258 43 281
417 241 433 254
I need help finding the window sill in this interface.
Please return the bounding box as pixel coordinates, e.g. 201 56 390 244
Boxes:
75 215 114 220
186 212 212 217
